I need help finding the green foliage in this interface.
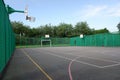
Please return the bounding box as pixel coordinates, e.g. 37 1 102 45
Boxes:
56 23 73 37
11 21 31 37
117 22 120 32
11 21 110 38
93 28 109 34
75 22 92 35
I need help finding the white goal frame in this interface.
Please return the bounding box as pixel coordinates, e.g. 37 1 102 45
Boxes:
41 39 52 47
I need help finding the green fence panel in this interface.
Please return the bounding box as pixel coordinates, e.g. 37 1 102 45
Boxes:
0 0 6 72
70 33 120 47
70 37 76 46
0 0 15 74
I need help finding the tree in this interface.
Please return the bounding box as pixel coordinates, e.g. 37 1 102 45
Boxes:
56 23 73 37
11 21 31 37
29 28 40 37
117 22 120 31
75 22 92 35
37 24 54 37
11 21 111 38
43 24 53 36
93 28 109 34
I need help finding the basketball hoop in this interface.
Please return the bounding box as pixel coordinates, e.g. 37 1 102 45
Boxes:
45 34 50 38
80 34 84 38
24 5 36 22
26 16 36 22
29 16 36 22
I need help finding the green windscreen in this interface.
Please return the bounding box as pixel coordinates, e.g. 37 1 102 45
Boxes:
0 0 15 73
70 33 120 47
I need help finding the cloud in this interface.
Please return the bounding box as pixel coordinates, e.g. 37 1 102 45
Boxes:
107 4 120 17
82 5 107 18
76 4 120 19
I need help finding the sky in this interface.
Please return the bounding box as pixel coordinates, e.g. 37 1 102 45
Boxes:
4 0 120 32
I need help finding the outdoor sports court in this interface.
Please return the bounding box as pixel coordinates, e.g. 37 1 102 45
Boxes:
2 47 120 80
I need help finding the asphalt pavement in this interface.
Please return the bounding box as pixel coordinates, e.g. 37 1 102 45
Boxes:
2 47 120 80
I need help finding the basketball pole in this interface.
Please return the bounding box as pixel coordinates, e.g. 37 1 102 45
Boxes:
6 5 36 22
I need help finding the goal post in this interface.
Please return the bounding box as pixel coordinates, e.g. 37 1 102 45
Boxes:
41 34 51 47
41 39 52 47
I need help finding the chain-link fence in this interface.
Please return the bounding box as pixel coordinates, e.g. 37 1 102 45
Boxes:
15 34 70 47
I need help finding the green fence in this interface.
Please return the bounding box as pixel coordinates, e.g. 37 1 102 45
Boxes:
70 33 120 47
15 35 70 47
0 0 15 74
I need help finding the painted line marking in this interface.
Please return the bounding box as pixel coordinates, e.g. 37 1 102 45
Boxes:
32 49 120 69
47 50 120 64
21 49 53 80
35 49 120 68
101 63 120 68
42 50 120 67
34 50 103 68
68 53 119 64
68 56 80 80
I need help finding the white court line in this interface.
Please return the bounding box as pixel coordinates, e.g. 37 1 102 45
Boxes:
58 52 120 68
93 50 120 59
33 50 103 68
38 49 120 64
51 51 120 64
33 49 120 68
38 49 120 63
101 63 120 68
71 54 119 63
46 52 120 68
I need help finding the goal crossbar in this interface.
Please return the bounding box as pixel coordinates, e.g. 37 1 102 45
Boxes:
41 39 52 47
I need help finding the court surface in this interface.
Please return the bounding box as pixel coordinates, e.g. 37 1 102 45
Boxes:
2 47 120 80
